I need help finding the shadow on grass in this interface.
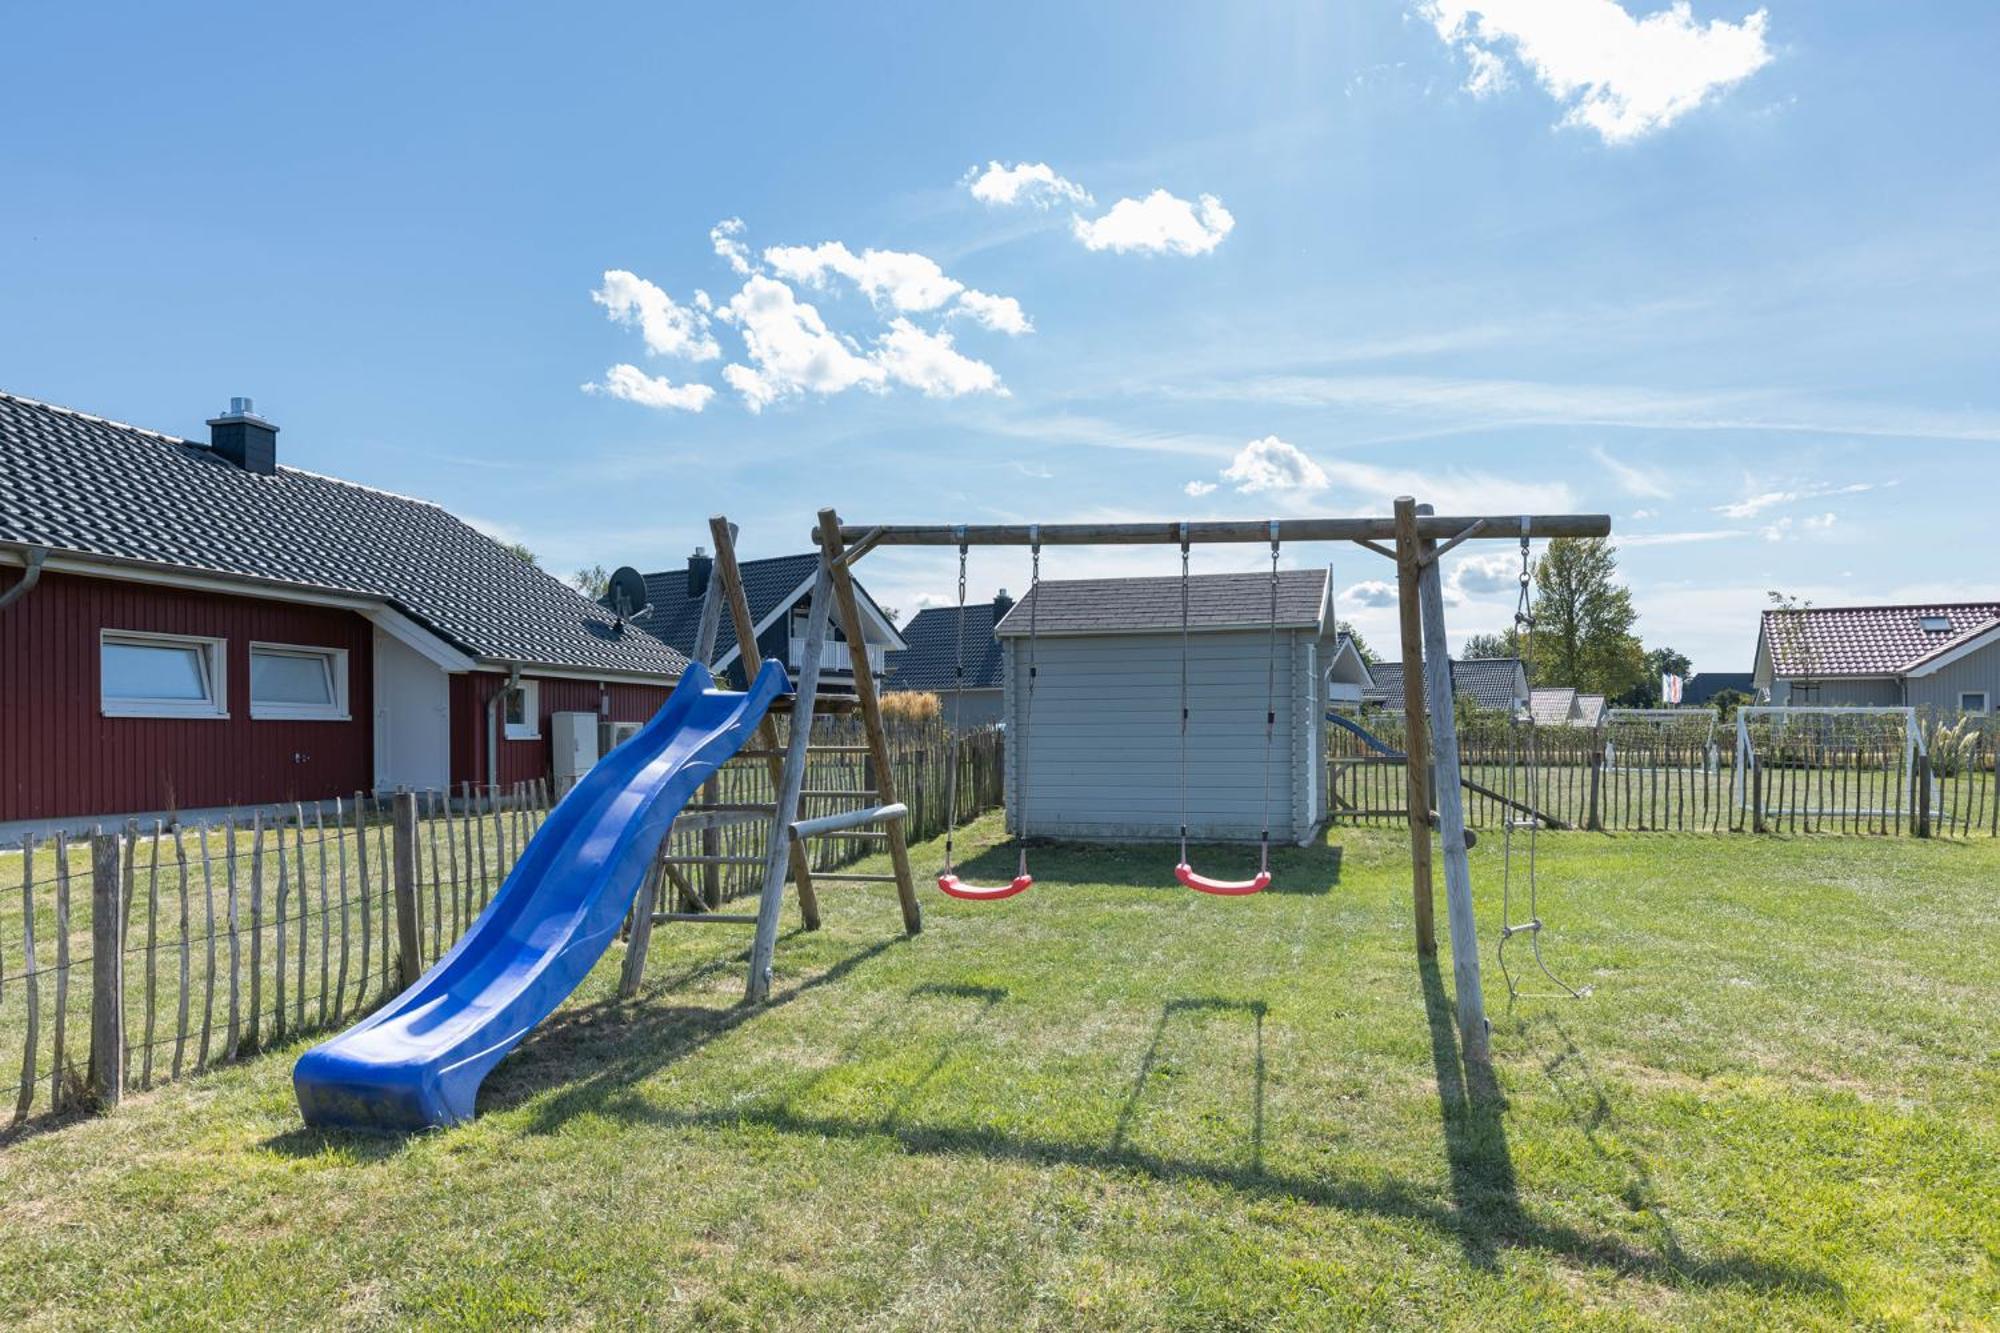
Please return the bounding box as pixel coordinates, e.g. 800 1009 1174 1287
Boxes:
1112 997 1268 1173
950 838 1341 897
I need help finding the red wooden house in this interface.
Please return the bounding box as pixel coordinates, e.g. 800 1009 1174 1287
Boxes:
0 391 686 835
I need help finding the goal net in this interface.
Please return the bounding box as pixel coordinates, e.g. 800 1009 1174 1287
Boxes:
1732 706 1926 819
1603 707 1720 774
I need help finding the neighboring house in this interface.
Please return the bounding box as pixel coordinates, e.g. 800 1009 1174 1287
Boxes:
1363 658 1529 713
1683 671 1754 707
1753 602 2000 715
992 569 1333 845
0 392 686 833
1529 686 1583 727
1575 693 1608 728
885 590 1010 730
1323 633 1375 712
630 550 903 693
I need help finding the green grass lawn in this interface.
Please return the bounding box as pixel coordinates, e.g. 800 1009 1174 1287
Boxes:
1 817 1996 1330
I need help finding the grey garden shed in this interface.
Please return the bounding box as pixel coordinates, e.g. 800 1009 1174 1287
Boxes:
993 568 1334 845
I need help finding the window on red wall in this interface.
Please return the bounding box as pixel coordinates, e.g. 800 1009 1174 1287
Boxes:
503 680 541 740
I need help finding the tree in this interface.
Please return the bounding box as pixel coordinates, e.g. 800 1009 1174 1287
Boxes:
571 564 610 600
1336 620 1379 665
1461 629 1521 661
1708 687 1753 723
1531 537 1646 699
1766 591 1817 701
1629 645 1695 706
497 541 538 567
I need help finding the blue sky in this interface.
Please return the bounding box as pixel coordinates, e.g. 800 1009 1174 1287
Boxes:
4 2 1996 671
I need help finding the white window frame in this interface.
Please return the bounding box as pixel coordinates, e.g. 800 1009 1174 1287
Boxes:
100 629 228 720
248 641 350 722
1961 691 1991 715
503 679 541 741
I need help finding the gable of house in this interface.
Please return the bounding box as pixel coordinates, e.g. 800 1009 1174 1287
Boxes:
632 551 901 670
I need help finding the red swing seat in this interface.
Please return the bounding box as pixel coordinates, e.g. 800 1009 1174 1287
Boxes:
937 872 1034 902
1175 862 1272 896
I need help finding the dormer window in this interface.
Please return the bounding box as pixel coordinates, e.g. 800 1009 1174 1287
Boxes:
1919 615 1952 633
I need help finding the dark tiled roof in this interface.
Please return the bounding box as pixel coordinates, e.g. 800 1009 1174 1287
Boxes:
629 551 899 664
994 570 1327 637
888 601 1005 692
631 553 819 659
0 391 686 677
1761 603 2000 677
1683 671 1754 705
1365 658 1526 712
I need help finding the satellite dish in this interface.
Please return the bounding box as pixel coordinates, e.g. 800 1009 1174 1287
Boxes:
608 566 648 625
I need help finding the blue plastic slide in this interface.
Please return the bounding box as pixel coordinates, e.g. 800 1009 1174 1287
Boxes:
1326 710 1406 758
294 658 788 1130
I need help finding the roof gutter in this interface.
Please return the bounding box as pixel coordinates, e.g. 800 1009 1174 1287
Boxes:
0 546 48 614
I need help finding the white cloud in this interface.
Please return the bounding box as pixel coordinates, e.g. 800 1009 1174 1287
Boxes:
1215 436 1329 495
1343 580 1401 610
872 319 1005 399
711 217 755 275
1630 508 1656 520
763 241 965 312
1419 0 1775 144
582 364 716 412
1714 481 1878 519
716 275 886 412
591 270 719 361
952 289 1033 335
1072 190 1235 256
1590 443 1672 498
1619 529 1748 546
1448 552 1520 599
1318 457 1574 516
966 160 1092 208
1804 512 1837 531
1184 480 1218 497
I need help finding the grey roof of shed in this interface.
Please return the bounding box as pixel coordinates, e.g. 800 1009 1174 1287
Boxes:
994 569 1329 638
0 391 686 678
887 601 1006 692
1364 658 1527 712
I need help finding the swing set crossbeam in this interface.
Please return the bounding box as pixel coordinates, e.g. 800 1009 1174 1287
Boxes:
825 514 1610 552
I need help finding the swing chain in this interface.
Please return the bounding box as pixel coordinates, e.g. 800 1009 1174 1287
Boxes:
1178 521 1191 863
1261 519 1279 871
1019 525 1039 879
943 527 968 874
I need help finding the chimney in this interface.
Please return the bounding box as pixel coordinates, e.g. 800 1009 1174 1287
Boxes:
207 397 278 475
685 546 713 599
993 587 1014 617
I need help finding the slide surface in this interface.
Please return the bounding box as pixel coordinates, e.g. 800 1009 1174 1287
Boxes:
294 658 787 1130
1326 710 1405 757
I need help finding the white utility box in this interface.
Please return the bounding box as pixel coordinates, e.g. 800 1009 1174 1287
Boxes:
551 711 601 793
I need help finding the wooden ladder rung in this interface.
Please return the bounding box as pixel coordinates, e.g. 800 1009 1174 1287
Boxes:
798 789 880 800
807 829 887 841
684 802 777 814
655 911 758 925
811 872 901 883
807 744 872 755
731 749 785 761
661 854 766 867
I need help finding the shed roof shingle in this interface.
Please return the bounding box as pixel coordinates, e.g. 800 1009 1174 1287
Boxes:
1761 603 2000 678
993 570 1328 637
0 391 686 677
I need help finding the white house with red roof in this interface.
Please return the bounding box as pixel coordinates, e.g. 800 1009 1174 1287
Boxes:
1752 602 2000 716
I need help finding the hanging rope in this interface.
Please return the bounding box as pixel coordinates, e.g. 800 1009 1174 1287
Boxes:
1175 519 1275 896
1499 517 1588 1001
937 526 1033 902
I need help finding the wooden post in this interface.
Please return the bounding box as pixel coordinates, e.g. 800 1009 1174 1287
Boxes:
391 792 422 989
1913 746 1932 839
16 833 40 1121
746 560 834 1002
1393 497 1436 956
818 507 922 936
1586 743 1604 833
1414 506 1491 1065
710 514 821 928
89 830 124 1109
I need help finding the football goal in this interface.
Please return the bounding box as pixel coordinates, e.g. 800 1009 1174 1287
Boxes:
1732 706 1927 822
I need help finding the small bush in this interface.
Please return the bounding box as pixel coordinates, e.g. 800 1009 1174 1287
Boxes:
880 690 941 724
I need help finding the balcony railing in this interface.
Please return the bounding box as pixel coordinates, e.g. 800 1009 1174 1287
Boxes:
790 637 885 675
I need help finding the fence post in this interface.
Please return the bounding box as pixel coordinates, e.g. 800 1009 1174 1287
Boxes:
1587 744 1604 833
1913 749 1931 839
392 792 423 988
88 831 124 1109
1751 759 1765 834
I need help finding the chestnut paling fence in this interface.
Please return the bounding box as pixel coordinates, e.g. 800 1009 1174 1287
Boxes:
0 718 1003 1138
1327 711 1999 838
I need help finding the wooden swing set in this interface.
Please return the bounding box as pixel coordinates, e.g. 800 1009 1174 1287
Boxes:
623 502 1608 1064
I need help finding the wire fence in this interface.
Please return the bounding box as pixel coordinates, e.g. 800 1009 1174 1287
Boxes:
0 716 1003 1141
1328 709 1999 838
